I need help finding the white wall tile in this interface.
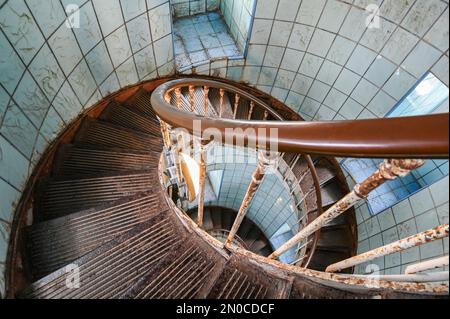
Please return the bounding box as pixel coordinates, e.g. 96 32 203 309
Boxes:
402 41 442 78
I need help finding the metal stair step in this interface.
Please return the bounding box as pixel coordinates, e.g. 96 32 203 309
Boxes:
37 171 159 220
26 193 168 280
53 144 160 178
100 101 162 136
22 217 181 299
124 88 157 120
122 241 226 299
74 118 162 153
316 227 354 248
207 257 290 299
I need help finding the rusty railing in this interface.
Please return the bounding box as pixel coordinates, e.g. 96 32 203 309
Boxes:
151 78 449 285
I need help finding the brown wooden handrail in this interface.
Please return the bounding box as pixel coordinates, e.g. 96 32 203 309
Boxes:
152 79 449 159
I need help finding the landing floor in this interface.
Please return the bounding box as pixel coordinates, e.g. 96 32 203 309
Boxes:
173 12 242 71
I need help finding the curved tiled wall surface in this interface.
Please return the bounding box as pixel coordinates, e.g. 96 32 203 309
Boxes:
203 146 299 240
182 0 449 121
0 0 175 296
178 0 449 277
0 0 449 297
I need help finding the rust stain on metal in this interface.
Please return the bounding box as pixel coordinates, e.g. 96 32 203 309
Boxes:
326 224 449 273
197 145 207 227
189 85 195 112
225 152 277 246
204 86 209 114
219 88 225 117
248 101 255 120
355 159 425 198
269 158 427 260
233 94 240 119
228 245 448 295
175 87 182 110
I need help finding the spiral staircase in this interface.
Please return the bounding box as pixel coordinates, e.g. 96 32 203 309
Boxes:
5 77 449 299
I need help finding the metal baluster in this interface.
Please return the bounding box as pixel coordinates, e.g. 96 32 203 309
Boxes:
326 224 449 273
175 87 182 110
248 101 255 120
160 120 171 149
189 85 195 113
268 159 426 260
197 142 207 228
233 94 240 119
219 88 225 118
225 152 278 247
204 86 209 115
164 93 171 104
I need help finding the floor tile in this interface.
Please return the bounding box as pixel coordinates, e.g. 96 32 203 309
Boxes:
173 11 243 70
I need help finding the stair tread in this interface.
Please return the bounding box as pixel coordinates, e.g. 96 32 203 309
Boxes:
26 192 168 280
22 216 181 299
100 101 161 136
124 88 157 119
22 84 360 299
53 144 160 178
207 257 290 299
122 240 226 299
37 171 159 220
74 118 163 152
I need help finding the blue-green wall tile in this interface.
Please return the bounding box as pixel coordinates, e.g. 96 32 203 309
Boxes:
48 23 83 77
86 41 114 84
127 14 152 53
106 26 132 68
0 0 45 64
72 1 103 54
0 135 30 190
68 60 97 105
29 44 65 100
52 81 83 123
0 102 38 159
13 72 50 127
26 0 66 39
0 32 26 94
93 0 124 36
134 45 156 79
121 0 147 22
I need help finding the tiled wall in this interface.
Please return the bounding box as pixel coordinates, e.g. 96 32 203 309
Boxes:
0 0 175 297
0 0 449 296
220 0 256 52
180 0 449 276
352 176 449 275
205 146 299 239
171 0 221 18
185 0 449 122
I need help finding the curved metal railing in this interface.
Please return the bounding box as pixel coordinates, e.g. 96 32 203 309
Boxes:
152 78 449 284
155 78 324 265
152 79 449 159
